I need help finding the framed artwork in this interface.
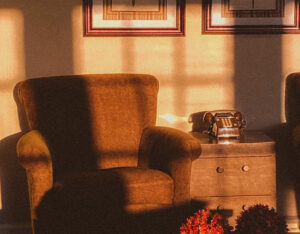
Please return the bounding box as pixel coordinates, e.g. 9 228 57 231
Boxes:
203 0 300 34
83 0 185 36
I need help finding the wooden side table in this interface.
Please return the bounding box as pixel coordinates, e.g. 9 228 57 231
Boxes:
190 131 276 226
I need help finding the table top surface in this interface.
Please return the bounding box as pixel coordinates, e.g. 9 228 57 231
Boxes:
190 131 275 157
190 131 274 145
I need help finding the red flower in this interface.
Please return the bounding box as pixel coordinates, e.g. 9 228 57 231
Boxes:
180 209 229 234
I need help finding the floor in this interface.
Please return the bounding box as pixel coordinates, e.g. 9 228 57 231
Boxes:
0 223 31 234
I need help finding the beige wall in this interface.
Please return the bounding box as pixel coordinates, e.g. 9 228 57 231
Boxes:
1 0 300 138
0 0 300 227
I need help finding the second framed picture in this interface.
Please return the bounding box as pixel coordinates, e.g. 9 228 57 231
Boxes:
203 0 300 34
84 0 185 36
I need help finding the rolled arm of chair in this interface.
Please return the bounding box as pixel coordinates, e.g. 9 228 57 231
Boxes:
138 126 202 205
17 130 53 220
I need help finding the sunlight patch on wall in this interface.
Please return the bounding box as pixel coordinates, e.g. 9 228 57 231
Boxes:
0 9 25 211
186 83 235 112
157 82 234 131
0 9 25 139
160 114 188 124
159 113 189 130
72 6 123 74
157 87 177 126
185 5 235 77
134 38 174 75
186 36 235 77
0 9 25 82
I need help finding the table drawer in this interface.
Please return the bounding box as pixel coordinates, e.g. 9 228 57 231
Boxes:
191 195 276 226
190 156 276 197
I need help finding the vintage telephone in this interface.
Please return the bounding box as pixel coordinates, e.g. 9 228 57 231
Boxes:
189 110 246 140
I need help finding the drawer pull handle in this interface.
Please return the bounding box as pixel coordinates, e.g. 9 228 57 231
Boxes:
242 205 247 211
217 205 224 210
216 167 224 173
242 165 249 172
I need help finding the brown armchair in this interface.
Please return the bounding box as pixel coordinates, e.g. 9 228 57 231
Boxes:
15 74 201 233
286 72 300 176
284 72 300 230
285 72 300 154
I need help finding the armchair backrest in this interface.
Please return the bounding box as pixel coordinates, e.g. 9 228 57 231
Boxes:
16 74 159 174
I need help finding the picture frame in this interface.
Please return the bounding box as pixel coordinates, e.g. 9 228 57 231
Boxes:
83 0 185 36
203 0 300 34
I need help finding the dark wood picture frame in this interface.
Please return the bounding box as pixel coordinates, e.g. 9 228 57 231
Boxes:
83 0 185 36
203 0 300 34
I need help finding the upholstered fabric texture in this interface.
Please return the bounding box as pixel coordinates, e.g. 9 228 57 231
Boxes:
104 167 174 204
286 72 300 126
286 73 300 148
138 126 202 205
17 74 158 174
17 130 53 220
54 167 174 205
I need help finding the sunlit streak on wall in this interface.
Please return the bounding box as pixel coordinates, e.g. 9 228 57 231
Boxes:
156 21 235 131
186 36 235 77
186 84 234 111
72 4 236 133
157 83 235 131
184 27 235 121
159 114 188 124
72 6 123 74
157 87 176 126
134 38 173 75
0 9 25 139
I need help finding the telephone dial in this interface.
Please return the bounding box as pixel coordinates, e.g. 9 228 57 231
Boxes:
189 110 246 140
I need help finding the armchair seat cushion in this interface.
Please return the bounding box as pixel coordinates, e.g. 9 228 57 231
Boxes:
108 167 174 205
55 167 174 208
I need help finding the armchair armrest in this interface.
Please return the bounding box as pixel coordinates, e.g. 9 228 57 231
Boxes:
138 126 202 205
17 130 53 220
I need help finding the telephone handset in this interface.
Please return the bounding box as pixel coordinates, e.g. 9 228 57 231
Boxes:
202 110 246 140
